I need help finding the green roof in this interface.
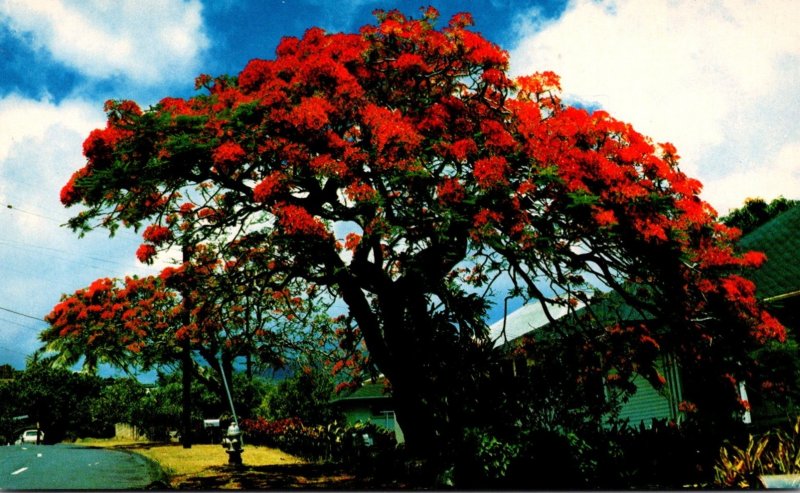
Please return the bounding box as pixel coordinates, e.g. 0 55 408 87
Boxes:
329 379 390 403
738 205 800 300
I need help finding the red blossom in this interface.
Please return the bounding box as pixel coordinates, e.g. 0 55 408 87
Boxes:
480 120 516 152
436 177 465 204
449 138 478 162
142 224 172 245
344 232 361 252
516 71 561 97
473 156 509 188
136 244 157 264
212 141 246 171
178 202 195 216
291 96 334 131
460 30 507 66
344 181 377 202
361 104 422 154
593 208 618 227
309 154 348 177
393 53 430 72
274 203 329 238
253 172 285 203
60 167 88 206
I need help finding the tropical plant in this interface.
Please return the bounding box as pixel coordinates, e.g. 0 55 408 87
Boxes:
714 416 800 488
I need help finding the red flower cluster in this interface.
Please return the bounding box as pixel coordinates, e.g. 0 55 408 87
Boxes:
142 224 172 246
253 172 285 203
136 244 157 264
212 141 246 172
42 275 178 370
473 156 509 188
274 203 329 238
436 177 466 204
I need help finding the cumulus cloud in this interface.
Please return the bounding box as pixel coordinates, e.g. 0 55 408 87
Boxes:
510 0 800 214
0 0 209 86
0 95 162 362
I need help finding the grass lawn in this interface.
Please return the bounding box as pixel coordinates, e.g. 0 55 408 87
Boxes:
78 437 400 489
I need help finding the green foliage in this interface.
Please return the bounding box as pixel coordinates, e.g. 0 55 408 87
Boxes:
259 365 342 426
1 363 109 443
749 336 800 422
125 370 269 441
721 196 799 234
456 428 519 485
89 377 149 433
714 416 800 488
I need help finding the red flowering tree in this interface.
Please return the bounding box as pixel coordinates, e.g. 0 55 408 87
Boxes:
41 276 178 373
58 8 782 474
41 246 343 403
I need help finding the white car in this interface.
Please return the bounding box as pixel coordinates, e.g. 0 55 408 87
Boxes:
18 429 44 444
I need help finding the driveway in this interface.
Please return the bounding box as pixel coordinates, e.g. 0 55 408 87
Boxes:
0 443 165 490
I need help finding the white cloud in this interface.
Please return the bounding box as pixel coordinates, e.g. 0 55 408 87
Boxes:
0 94 99 163
708 141 800 210
510 0 800 214
0 94 163 365
0 0 209 85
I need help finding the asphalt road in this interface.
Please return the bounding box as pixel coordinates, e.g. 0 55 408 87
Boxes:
0 443 165 490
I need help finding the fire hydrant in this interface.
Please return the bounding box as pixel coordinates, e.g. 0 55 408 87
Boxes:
221 422 244 466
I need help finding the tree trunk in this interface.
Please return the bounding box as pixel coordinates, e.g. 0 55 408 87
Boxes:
180 244 193 449
180 339 192 448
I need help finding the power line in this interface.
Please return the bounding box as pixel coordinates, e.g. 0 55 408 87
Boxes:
3 203 64 223
2 201 143 242
0 305 45 323
0 316 44 332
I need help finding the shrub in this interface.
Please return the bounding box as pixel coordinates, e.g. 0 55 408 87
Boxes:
714 416 800 488
240 417 397 466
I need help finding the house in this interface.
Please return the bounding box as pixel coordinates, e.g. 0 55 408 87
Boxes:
329 378 405 443
735 205 800 424
488 205 800 429
488 299 685 429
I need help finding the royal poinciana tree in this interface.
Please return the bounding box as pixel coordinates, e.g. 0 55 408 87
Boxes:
40 245 343 404
56 8 783 468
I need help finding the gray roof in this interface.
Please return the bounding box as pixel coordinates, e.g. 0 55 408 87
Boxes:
488 300 583 347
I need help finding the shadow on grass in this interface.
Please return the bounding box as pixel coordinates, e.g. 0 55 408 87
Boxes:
174 462 407 490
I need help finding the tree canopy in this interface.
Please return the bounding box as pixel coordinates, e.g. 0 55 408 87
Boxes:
50 7 783 475
722 196 799 235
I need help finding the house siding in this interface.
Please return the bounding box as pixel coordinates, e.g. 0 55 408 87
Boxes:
616 356 682 428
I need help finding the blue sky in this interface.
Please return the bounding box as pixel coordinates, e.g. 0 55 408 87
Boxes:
0 0 798 370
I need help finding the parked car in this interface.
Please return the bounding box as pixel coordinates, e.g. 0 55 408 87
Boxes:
17 429 44 444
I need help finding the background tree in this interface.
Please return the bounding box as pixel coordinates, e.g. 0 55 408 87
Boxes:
40 275 179 374
260 360 343 426
89 377 150 435
57 8 784 481
721 196 798 234
7 363 107 443
40 251 340 413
